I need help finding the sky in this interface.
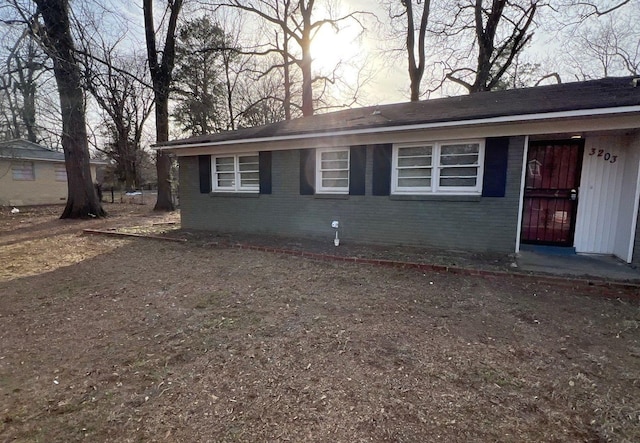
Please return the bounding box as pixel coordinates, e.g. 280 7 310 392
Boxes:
341 0 410 104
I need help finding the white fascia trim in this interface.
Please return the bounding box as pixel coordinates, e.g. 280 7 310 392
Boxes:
155 105 640 151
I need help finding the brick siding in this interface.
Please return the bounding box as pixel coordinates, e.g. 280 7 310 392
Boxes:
179 136 525 253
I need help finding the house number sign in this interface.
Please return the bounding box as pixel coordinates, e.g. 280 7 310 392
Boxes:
588 148 618 164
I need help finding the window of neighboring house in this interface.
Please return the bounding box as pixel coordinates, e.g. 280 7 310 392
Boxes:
11 161 35 181
315 147 350 194
55 165 67 182
392 140 484 194
212 154 259 192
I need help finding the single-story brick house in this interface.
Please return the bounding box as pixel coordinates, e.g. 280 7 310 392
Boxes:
156 77 640 263
0 139 105 206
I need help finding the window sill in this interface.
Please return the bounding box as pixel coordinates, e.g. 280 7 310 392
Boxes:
313 193 349 200
389 194 481 202
210 192 260 198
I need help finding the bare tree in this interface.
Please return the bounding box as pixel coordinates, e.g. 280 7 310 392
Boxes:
218 14 244 130
83 49 154 190
69 2 155 192
236 81 287 127
279 2 294 119
387 0 431 101
232 51 289 127
8 0 104 218
0 28 48 142
442 0 538 93
216 0 366 117
555 0 633 20
144 0 183 211
562 1 638 78
405 0 431 101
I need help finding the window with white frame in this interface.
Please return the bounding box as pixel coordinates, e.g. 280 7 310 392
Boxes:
212 154 259 192
55 165 67 182
12 161 35 181
316 148 350 194
392 140 483 194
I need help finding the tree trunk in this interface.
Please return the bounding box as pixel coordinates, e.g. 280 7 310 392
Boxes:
300 30 313 116
300 50 313 117
154 89 174 210
143 0 180 212
469 0 534 93
223 54 235 130
15 54 38 142
299 1 313 117
124 168 135 192
35 0 105 218
21 84 37 143
406 0 419 101
282 30 292 120
117 132 136 191
404 0 430 101
409 73 420 102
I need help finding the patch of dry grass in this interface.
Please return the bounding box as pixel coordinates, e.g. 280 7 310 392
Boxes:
0 206 639 442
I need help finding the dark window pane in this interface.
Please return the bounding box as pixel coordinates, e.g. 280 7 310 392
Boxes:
322 178 349 188
398 177 431 187
441 143 479 155
440 154 479 166
440 177 477 187
398 168 431 178
398 146 432 156
440 167 478 177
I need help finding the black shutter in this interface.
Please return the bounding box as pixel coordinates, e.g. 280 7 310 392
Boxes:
299 149 315 195
198 155 211 194
259 151 272 194
482 137 510 197
349 146 366 195
372 144 392 196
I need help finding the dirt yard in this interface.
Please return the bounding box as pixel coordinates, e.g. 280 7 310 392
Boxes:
0 204 639 442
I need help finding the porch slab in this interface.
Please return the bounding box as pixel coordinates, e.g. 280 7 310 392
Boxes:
516 245 640 282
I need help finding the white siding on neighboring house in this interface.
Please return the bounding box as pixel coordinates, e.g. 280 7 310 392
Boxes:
574 135 638 261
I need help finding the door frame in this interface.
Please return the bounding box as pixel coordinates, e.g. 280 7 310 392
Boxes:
515 136 529 254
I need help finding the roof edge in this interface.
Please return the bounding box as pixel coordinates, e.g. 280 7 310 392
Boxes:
154 105 640 151
0 139 58 151
0 155 108 165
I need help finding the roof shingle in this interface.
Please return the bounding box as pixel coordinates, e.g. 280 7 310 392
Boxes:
0 140 65 162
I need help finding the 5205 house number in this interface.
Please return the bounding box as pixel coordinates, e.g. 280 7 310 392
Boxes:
588 148 618 163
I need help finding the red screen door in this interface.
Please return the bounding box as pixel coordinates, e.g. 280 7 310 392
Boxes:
521 140 583 246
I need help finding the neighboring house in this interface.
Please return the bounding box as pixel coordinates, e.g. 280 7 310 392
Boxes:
0 139 104 206
156 77 640 263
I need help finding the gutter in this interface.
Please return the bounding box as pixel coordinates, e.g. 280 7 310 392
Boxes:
153 105 640 151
